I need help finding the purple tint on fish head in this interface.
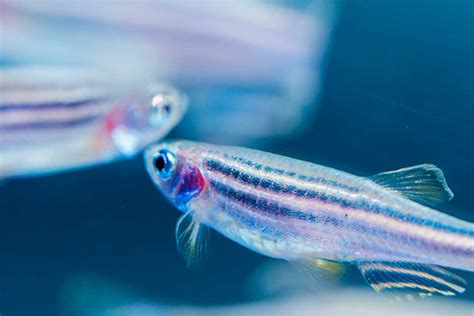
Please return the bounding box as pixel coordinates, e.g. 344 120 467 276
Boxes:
151 149 205 211
173 163 205 209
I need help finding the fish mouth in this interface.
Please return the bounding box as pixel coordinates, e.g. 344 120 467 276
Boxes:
144 143 164 176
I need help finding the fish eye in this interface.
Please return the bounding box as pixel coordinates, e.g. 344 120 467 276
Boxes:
153 149 175 178
149 94 172 126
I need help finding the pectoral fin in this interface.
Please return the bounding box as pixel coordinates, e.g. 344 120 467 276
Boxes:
175 210 210 271
369 164 454 206
357 261 466 300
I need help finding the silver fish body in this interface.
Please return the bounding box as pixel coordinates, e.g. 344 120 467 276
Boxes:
145 140 473 298
0 66 187 178
146 141 473 270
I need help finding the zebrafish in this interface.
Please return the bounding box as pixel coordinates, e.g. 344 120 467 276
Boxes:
1 0 336 144
0 66 187 178
144 140 474 299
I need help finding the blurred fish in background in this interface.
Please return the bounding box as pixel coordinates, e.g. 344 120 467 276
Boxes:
0 66 187 178
0 0 338 144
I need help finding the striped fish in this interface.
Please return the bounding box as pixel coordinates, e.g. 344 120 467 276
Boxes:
0 66 187 178
1 0 336 144
144 140 473 299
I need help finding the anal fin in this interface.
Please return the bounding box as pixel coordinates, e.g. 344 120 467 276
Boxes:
369 164 454 206
357 261 466 300
291 258 346 279
175 210 210 271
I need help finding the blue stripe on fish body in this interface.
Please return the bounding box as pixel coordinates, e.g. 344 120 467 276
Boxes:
208 177 458 249
207 177 468 262
210 178 351 227
205 159 349 198
0 98 103 112
223 153 362 192
204 158 474 236
0 115 100 131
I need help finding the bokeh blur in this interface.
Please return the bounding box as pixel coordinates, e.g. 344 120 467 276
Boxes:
0 0 473 315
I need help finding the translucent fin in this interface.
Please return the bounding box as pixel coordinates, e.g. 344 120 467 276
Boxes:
357 262 466 300
369 164 454 206
291 258 346 279
175 210 210 271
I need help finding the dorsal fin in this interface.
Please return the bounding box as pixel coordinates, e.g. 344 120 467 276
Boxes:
369 164 454 206
357 261 466 301
175 210 210 271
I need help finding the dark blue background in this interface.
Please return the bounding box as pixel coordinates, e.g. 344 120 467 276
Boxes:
1 1 473 315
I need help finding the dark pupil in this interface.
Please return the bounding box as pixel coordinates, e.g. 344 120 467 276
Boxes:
155 155 166 172
162 104 170 115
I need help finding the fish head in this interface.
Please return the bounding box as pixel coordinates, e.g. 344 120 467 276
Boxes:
145 141 206 212
103 85 187 156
